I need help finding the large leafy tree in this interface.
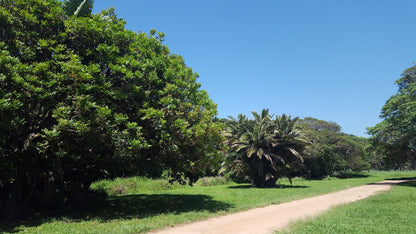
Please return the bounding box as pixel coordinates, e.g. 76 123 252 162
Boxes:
368 65 416 169
0 0 222 221
225 109 307 187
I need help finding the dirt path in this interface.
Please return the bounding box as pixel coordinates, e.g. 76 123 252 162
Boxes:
150 180 406 234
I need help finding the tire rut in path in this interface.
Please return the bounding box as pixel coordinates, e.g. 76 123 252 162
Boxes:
150 180 407 234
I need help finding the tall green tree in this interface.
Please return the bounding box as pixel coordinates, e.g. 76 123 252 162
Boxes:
368 64 416 169
0 0 222 221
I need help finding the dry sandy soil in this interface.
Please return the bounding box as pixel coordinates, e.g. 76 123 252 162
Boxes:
150 180 406 234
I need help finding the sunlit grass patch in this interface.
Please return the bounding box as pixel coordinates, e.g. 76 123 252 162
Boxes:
90 176 184 195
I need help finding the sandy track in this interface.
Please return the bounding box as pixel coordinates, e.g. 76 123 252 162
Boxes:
150 180 406 234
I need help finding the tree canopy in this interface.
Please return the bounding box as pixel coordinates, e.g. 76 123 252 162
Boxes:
0 0 222 221
299 117 369 178
368 64 416 169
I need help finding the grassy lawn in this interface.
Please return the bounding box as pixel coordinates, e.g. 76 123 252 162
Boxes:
2 170 415 233
279 179 416 234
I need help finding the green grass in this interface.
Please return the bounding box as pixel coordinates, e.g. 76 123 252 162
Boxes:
2 170 415 233
90 176 229 196
279 180 416 234
90 177 184 195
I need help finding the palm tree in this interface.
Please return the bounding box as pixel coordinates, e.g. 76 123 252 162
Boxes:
227 110 308 187
229 109 281 187
62 0 94 17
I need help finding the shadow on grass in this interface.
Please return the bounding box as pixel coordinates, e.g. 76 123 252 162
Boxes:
367 178 416 186
306 173 370 180
228 184 308 189
82 194 232 220
334 173 370 179
1 194 232 232
397 180 416 188
385 177 416 181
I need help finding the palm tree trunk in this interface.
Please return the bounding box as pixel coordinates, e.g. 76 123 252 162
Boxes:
249 157 279 188
250 157 272 188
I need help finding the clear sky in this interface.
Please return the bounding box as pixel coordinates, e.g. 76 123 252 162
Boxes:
92 1 416 137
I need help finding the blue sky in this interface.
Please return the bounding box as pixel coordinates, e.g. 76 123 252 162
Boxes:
93 1 416 137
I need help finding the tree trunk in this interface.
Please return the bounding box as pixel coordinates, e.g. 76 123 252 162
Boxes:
250 157 264 187
1 156 72 223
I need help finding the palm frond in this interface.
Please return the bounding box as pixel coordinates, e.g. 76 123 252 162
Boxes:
247 147 256 158
63 0 94 17
269 152 285 164
233 143 248 153
288 147 304 163
263 153 273 163
256 148 264 159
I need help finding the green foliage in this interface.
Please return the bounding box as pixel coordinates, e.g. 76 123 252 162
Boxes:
368 64 416 169
224 109 308 187
299 117 341 133
299 118 370 178
0 0 222 221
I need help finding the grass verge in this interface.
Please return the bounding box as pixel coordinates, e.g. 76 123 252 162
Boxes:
279 179 416 233
2 170 415 233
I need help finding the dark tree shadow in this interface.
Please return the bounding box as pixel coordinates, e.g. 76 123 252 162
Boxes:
305 173 370 180
335 173 370 179
367 182 405 186
385 177 416 181
228 184 308 189
367 178 416 186
397 180 416 188
1 194 232 232
81 194 232 220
